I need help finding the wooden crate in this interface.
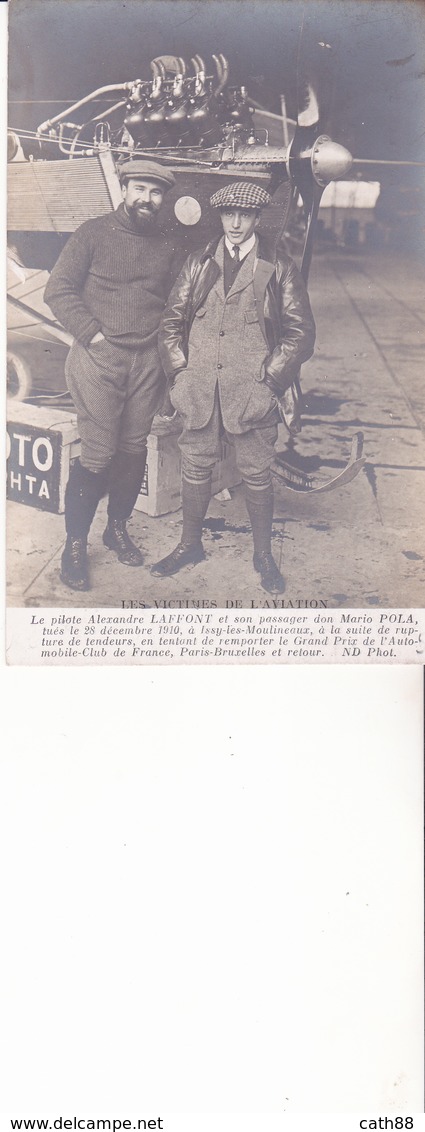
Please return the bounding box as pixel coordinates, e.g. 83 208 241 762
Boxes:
6 405 241 518
6 401 81 513
135 417 242 517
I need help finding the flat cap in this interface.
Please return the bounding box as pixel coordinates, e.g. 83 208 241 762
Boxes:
210 181 271 209
118 158 176 190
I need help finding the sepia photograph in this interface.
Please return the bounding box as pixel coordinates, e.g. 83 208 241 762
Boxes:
6 0 425 612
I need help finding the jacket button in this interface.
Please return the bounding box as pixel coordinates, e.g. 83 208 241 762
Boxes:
219 330 225 337
217 363 223 369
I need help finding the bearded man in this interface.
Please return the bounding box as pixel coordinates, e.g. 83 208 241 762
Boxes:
45 158 177 591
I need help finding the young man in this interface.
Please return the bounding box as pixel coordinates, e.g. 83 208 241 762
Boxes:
44 158 176 591
152 181 316 594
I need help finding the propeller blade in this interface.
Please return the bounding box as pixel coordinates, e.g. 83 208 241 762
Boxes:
300 183 325 284
287 26 351 282
289 82 321 216
291 82 321 160
294 11 339 134
352 158 425 167
297 81 319 129
288 131 352 280
287 129 317 217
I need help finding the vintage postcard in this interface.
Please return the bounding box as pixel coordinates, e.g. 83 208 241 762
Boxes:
5 0 425 663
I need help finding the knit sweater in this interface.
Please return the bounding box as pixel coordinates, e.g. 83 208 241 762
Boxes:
44 204 179 349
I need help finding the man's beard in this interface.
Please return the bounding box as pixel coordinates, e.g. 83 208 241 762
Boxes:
124 202 158 230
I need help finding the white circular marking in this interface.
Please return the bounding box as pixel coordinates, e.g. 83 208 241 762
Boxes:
174 195 202 226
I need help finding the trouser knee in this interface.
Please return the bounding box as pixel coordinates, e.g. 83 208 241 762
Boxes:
242 469 272 490
182 461 214 487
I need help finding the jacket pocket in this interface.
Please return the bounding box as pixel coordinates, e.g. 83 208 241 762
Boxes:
244 308 259 325
243 309 267 362
240 379 277 425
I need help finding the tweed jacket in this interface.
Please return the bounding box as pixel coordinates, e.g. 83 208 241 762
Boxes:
158 233 316 434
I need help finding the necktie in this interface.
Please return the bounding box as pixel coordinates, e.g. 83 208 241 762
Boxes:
232 245 240 261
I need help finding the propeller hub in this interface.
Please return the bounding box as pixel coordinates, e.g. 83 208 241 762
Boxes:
311 134 353 185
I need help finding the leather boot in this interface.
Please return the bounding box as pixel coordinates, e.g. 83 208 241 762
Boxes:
253 551 285 594
151 541 205 577
244 479 285 594
104 449 146 566
103 519 143 566
151 472 210 577
60 537 89 591
60 459 108 591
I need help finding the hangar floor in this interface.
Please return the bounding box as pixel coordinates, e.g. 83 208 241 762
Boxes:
6 247 425 610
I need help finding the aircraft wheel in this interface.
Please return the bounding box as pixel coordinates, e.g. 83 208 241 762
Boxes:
7 350 31 401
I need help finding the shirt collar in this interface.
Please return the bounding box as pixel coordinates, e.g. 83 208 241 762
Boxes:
224 233 256 261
